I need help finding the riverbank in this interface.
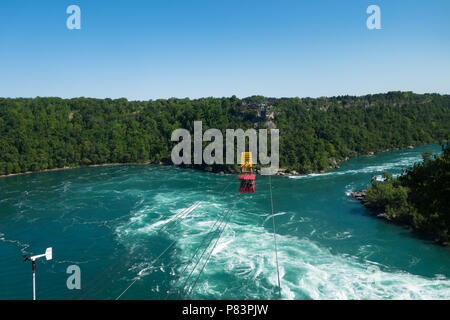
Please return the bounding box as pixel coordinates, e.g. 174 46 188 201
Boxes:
351 190 449 247
0 143 439 180
0 162 157 179
0 152 412 180
0 162 338 179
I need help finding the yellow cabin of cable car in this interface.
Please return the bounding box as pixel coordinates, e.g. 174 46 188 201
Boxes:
240 152 253 173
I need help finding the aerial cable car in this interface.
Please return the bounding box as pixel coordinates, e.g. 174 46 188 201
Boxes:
238 152 256 193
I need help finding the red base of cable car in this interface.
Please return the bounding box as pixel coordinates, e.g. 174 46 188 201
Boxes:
238 174 256 193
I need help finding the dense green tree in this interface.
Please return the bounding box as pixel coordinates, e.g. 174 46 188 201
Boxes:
0 92 449 176
365 145 450 241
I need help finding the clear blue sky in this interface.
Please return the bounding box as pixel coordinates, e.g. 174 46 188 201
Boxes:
1 0 449 100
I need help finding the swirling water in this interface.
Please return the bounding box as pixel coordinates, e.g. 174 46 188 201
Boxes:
0 144 449 300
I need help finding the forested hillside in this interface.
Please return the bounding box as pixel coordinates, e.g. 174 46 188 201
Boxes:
0 92 449 176
364 144 450 243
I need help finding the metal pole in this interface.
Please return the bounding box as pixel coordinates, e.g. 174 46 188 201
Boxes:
32 260 36 300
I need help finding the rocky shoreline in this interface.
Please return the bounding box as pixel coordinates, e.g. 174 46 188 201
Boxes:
351 190 449 247
351 190 398 222
272 158 345 177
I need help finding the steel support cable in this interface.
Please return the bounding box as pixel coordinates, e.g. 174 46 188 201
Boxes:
168 209 230 299
175 209 232 299
89 201 203 299
165 208 229 299
269 175 282 299
185 210 233 299
115 236 178 300
107 182 233 300
70 201 200 300
75 201 200 299
116 194 232 300
73 180 233 300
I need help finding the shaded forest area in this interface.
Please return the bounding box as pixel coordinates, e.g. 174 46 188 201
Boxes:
364 145 450 243
0 91 449 176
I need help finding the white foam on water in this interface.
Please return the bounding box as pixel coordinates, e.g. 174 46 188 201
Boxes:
113 174 450 300
262 211 290 225
115 190 205 242
113 190 227 284
289 155 423 180
319 231 353 240
0 232 30 255
172 219 450 300
132 202 202 236
345 184 356 196
289 172 333 179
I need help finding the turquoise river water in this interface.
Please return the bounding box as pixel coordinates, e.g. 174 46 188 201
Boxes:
0 144 449 300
